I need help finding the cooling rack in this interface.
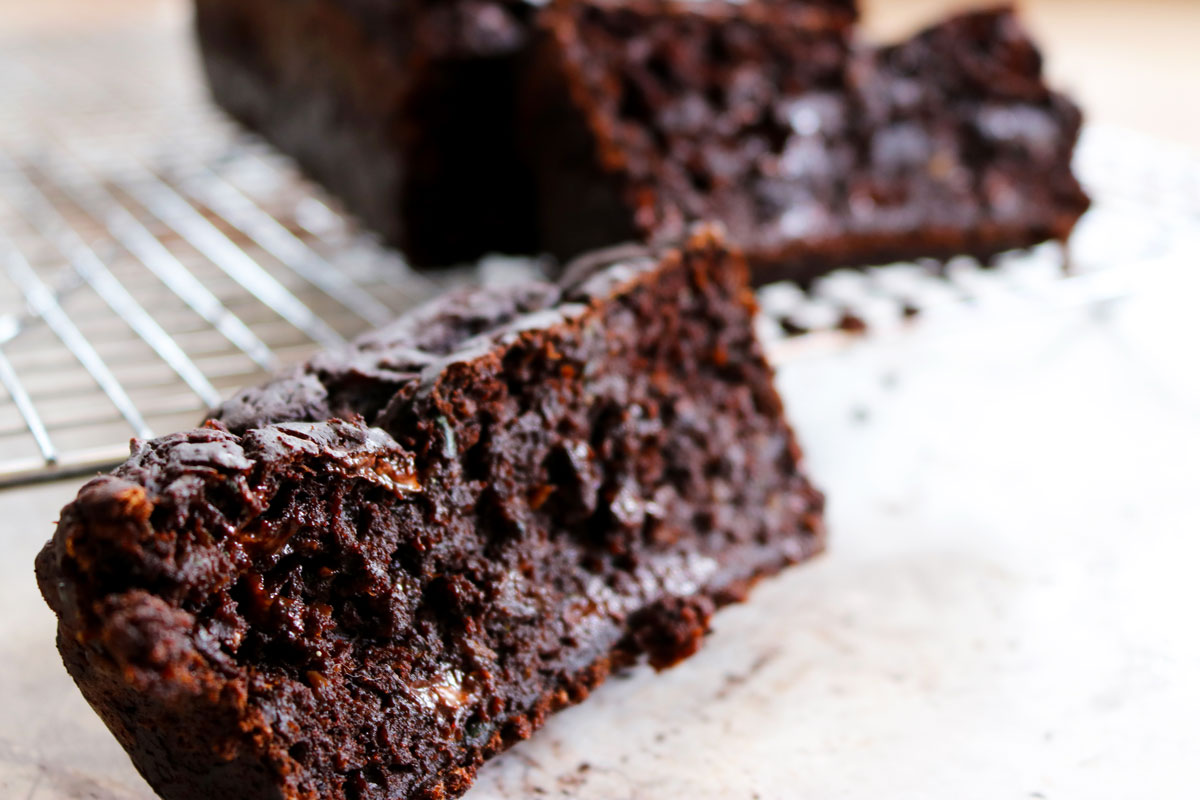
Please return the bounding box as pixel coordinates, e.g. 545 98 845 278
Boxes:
1 15 1198 487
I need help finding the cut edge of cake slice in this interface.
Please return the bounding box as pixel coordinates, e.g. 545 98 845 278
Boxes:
521 2 1089 285
36 226 825 800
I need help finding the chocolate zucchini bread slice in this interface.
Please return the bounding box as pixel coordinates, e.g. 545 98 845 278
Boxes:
194 0 857 268
36 228 825 800
522 3 1089 284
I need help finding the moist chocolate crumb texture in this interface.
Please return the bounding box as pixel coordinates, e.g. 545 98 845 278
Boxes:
522 2 1090 284
36 228 825 800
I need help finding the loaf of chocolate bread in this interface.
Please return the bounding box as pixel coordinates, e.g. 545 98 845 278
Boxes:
197 1 1085 283
36 228 825 800
194 0 858 269
522 3 1090 284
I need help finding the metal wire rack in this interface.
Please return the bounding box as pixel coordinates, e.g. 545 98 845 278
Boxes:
1 13 1198 487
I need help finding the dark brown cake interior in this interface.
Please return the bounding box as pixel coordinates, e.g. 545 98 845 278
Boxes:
772 6 1091 280
523 0 853 261
37 231 824 800
522 3 1089 283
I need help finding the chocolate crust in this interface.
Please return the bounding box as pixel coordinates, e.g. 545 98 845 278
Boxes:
194 0 540 265
37 228 824 800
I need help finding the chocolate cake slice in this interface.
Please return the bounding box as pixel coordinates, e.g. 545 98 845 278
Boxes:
36 228 825 800
194 0 857 268
521 3 1090 284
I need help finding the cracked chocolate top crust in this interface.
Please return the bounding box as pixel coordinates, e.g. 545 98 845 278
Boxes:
37 228 825 800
